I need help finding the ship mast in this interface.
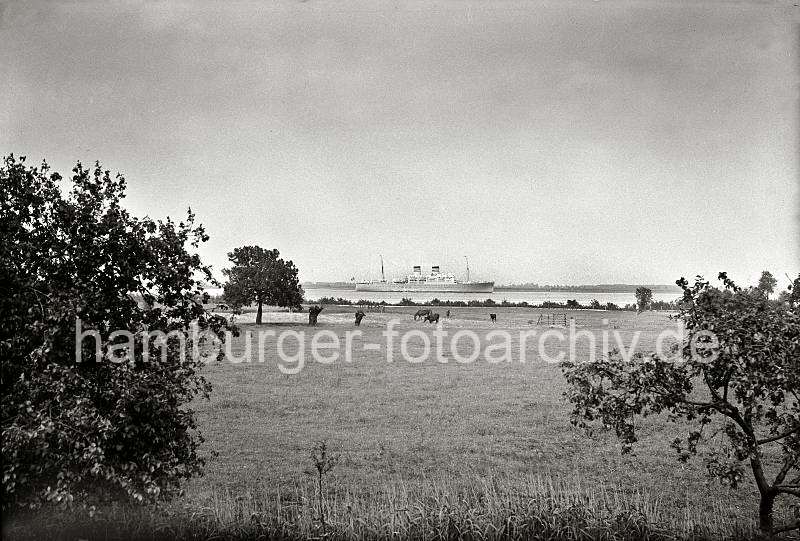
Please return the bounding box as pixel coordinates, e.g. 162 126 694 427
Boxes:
464 255 470 283
380 254 385 282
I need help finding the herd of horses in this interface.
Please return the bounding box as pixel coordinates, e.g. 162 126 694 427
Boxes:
413 309 497 324
305 306 499 326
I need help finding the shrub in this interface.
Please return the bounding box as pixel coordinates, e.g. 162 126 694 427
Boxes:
1 156 233 510
315 297 353 305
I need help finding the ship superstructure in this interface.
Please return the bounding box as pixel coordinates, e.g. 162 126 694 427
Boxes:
354 257 494 293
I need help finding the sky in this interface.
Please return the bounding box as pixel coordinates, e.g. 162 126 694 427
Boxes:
2 1 798 287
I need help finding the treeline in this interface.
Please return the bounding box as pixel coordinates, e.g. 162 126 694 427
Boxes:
310 296 681 311
498 283 682 293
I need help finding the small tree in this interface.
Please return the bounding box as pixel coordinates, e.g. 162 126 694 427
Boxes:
1 156 232 510
309 440 339 527
634 286 653 312
789 274 800 308
222 246 303 324
563 273 799 535
757 270 778 298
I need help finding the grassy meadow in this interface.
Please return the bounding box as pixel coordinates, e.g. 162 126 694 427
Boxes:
6 306 768 539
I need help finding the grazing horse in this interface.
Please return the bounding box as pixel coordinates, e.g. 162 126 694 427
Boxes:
308 305 323 326
354 310 366 326
489 313 497 323
424 313 440 324
414 309 431 320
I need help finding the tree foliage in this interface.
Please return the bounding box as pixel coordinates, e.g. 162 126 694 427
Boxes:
757 270 778 298
222 246 303 324
563 273 800 534
790 275 800 308
634 286 653 313
1 155 232 510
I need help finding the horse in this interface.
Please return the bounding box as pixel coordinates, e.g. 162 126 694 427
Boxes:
354 310 366 326
308 305 323 325
489 313 497 323
414 309 431 320
424 313 440 324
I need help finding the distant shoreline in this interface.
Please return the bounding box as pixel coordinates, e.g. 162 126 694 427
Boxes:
495 285 682 293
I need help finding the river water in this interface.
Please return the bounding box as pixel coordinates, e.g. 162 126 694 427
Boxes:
299 288 682 306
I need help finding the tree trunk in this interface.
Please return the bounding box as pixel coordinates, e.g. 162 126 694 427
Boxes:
751 452 777 535
759 490 776 534
256 300 263 325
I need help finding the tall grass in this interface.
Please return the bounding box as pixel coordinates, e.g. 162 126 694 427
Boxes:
4 472 755 540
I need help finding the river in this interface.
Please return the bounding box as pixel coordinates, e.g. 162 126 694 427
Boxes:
299 288 682 306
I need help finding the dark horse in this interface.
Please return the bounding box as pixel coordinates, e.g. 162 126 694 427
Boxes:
424 313 440 324
354 310 366 326
308 305 323 325
414 309 431 320
489 313 497 323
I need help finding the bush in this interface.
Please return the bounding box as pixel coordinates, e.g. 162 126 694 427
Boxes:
1 156 233 510
315 296 353 305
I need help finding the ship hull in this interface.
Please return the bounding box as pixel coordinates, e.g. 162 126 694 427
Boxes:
355 281 494 293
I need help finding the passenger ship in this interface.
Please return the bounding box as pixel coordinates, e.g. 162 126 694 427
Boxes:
354 257 494 293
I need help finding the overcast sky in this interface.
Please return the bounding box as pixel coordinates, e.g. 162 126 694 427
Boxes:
2 1 798 286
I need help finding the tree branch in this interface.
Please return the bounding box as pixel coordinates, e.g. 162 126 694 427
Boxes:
715 400 755 441
683 399 717 408
773 486 800 498
720 367 734 402
27 285 48 317
751 455 771 495
774 520 800 534
774 456 798 485
649 387 715 410
703 371 724 402
757 428 799 446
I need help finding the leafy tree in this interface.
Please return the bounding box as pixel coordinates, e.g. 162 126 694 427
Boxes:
1 156 232 510
222 246 303 324
563 273 799 535
789 274 800 308
634 286 653 312
757 270 778 298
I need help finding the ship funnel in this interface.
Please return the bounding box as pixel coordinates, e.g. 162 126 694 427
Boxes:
431 265 440 274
